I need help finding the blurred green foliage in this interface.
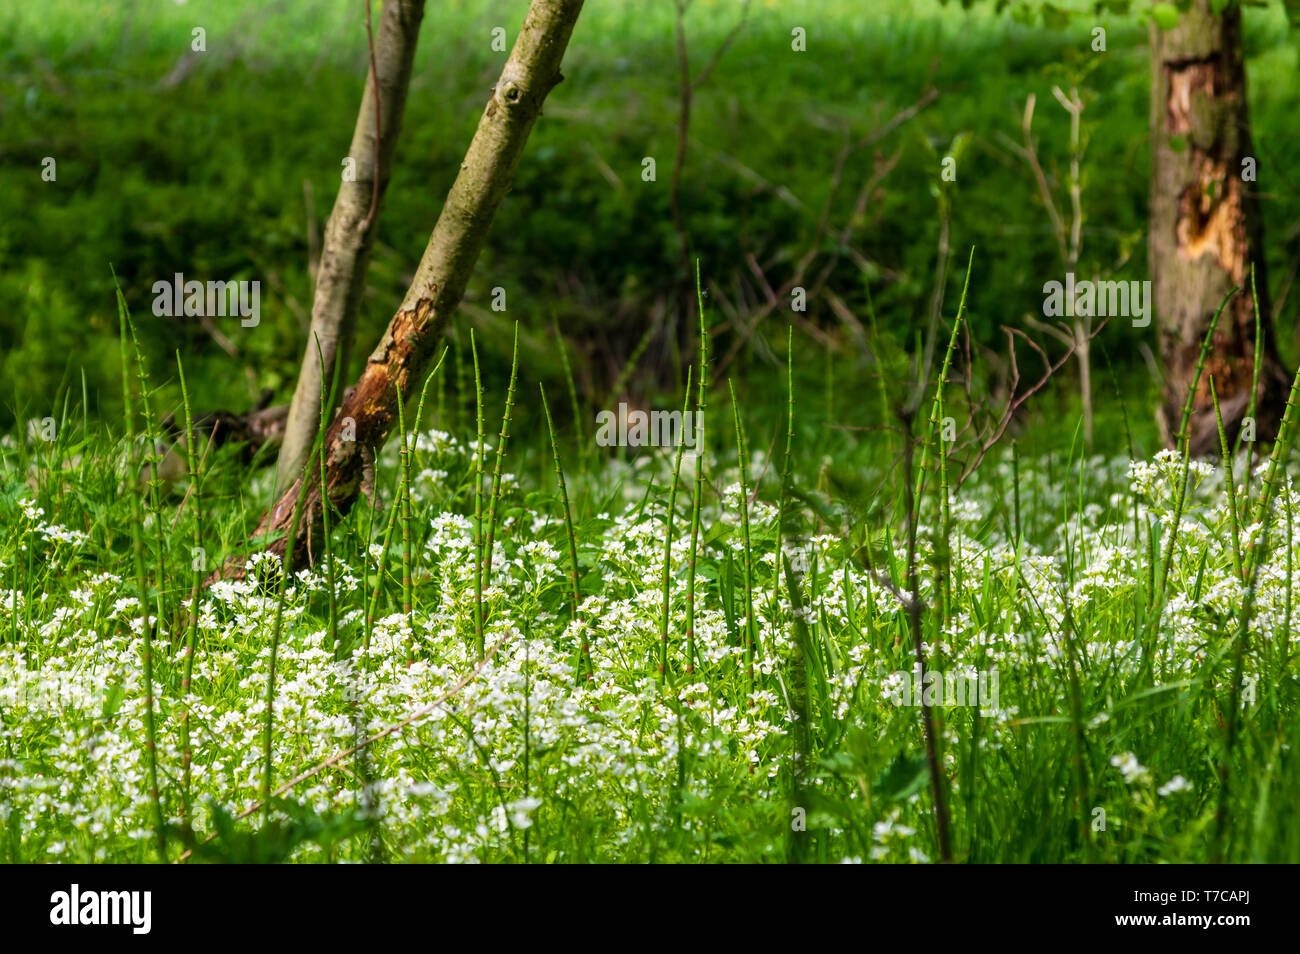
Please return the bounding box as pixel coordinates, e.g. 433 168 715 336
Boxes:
1 0 1297 459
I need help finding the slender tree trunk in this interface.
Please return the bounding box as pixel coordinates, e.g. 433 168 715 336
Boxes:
213 0 585 582
1149 0 1286 455
277 0 427 487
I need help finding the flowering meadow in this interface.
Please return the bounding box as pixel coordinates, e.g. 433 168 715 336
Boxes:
4 373 1300 864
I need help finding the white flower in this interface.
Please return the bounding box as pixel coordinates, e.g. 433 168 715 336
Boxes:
1157 775 1191 796
1110 751 1151 786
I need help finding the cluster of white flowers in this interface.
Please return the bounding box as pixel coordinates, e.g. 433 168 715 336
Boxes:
1 437 1296 862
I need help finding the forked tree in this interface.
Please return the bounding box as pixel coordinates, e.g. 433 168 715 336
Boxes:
276 0 428 489
213 0 586 581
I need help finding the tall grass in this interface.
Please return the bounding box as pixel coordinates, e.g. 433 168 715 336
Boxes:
10 254 1300 865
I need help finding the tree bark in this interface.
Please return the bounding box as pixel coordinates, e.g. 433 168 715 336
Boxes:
1149 0 1287 455
213 0 585 582
276 0 427 488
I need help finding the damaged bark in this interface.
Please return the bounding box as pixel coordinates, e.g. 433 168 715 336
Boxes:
210 0 585 583
1148 0 1287 455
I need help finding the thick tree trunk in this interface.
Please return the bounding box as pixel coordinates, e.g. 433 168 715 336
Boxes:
212 0 585 582
276 0 427 488
1149 0 1287 455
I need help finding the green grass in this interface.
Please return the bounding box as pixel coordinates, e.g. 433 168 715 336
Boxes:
3 303 1300 863
5 0 1299 434
4 0 1300 865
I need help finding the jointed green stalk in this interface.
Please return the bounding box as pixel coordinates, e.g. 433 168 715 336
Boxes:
782 553 812 864
113 273 165 860
175 353 204 831
1156 286 1237 610
396 386 413 616
686 261 709 674
313 334 340 649
365 485 403 653
1216 356 1300 859
729 378 758 689
471 331 486 656
484 324 520 602
262 407 332 822
658 366 693 680
900 413 952 864
1233 263 1264 475
409 350 448 626
1210 377 1244 581
770 327 795 634
912 247 972 519
124 317 170 639
539 384 588 681
1250 361 1300 558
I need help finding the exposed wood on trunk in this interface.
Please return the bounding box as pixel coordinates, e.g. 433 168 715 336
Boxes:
211 0 586 583
276 0 427 488
1148 0 1286 455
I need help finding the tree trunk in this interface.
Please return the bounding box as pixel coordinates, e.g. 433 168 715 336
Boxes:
212 0 585 582
276 0 427 488
1149 0 1287 456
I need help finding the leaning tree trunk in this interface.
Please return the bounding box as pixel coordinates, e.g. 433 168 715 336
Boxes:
212 0 585 582
1149 0 1287 456
276 0 427 488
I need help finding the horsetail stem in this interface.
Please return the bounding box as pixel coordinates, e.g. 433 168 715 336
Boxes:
471 331 485 656
728 378 757 689
1234 263 1264 480
437 339 447 428
659 366 693 680
484 323 520 599
539 383 588 680
1157 286 1237 609
1210 377 1244 581
410 349 448 627
113 270 165 860
412 349 448 445
934 317 955 629
312 334 339 649
1011 439 1022 550
771 326 794 629
781 552 812 863
365 479 403 653
913 247 972 518
262 417 326 824
396 385 412 616
1213 355 1300 859
1251 359 1300 560
175 351 204 830
686 260 708 675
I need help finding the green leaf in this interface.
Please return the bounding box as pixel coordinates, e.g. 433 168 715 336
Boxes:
1040 3 1071 30
1152 2 1180 30
874 752 929 802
